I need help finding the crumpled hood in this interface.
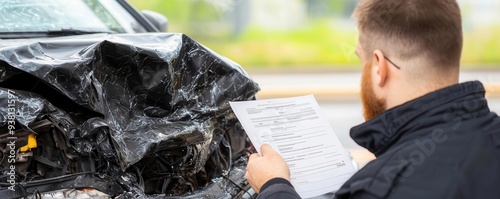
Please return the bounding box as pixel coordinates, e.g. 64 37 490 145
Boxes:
0 33 259 197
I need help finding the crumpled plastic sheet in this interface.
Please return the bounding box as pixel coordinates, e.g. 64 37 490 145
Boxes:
0 33 259 198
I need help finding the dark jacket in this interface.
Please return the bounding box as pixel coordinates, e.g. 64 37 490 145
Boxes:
257 81 500 199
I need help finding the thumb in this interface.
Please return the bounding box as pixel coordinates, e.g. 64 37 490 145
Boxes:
260 144 277 156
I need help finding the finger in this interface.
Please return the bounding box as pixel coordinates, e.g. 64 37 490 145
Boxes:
260 144 276 156
248 153 260 161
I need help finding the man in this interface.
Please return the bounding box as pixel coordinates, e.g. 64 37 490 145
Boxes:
245 0 500 198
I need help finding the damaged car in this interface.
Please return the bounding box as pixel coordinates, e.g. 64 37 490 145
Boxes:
0 0 259 198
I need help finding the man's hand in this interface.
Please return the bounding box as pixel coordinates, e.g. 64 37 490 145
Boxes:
245 144 291 193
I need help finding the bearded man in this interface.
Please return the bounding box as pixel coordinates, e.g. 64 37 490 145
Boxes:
245 0 500 198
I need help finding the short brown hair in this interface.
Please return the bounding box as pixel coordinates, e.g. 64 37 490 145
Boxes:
354 0 463 69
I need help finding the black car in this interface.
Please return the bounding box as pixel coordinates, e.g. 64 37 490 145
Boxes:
0 1 258 198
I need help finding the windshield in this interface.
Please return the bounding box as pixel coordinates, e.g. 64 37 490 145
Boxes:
0 0 147 35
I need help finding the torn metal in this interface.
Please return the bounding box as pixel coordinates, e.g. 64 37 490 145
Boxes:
0 33 259 198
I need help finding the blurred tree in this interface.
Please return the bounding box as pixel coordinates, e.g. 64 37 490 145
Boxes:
129 0 500 67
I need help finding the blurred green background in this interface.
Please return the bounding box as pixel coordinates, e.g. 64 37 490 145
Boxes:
129 0 500 70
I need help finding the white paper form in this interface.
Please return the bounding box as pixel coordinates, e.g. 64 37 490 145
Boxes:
229 95 356 198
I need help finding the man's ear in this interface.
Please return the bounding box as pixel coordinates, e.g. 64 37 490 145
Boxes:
372 49 388 87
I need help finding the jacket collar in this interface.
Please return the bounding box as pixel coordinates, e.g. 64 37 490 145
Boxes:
350 81 488 156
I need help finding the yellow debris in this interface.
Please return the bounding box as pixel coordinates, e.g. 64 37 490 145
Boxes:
19 134 37 152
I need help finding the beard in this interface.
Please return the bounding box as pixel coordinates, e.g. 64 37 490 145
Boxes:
360 63 386 121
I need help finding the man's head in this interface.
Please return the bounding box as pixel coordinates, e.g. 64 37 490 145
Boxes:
353 0 463 120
